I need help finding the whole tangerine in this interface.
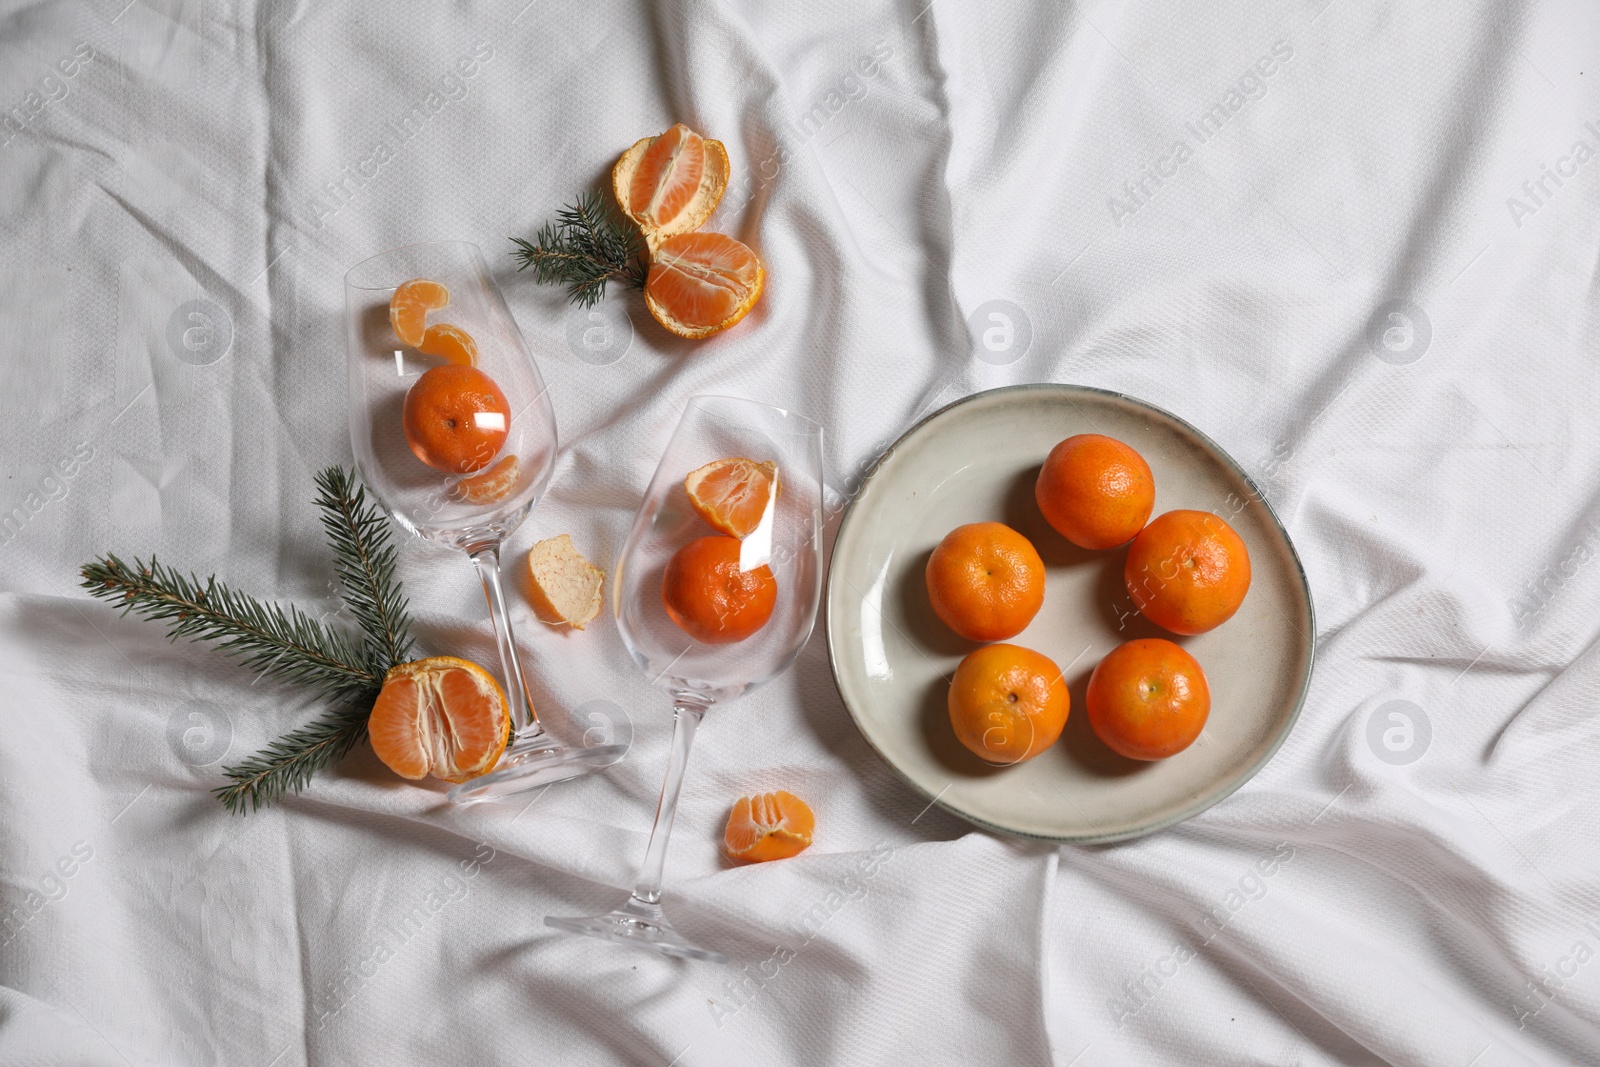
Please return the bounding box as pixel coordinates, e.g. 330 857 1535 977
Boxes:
948 643 1070 765
401 364 511 474
1124 509 1251 635
925 522 1046 642
1035 434 1155 550
1085 638 1210 760
662 535 777 644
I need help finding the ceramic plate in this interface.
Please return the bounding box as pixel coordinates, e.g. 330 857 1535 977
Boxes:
826 384 1314 842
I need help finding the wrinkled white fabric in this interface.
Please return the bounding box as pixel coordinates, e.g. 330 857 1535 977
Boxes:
2 0 1598 1063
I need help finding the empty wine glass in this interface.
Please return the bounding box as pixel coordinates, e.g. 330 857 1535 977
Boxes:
545 396 824 963
345 240 626 804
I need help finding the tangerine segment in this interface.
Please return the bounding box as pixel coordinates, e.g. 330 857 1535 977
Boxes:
685 457 778 539
455 455 520 505
724 790 815 863
948 643 1070 765
628 123 705 231
662 535 777 644
418 322 479 366
925 522 1046 642
368 656 510 784
390 279 449 347
613 125 730 244
1086 638 1210 760
644 232 764 340
1124 510 1251 635
1035 434 1155 550
402 364 511 474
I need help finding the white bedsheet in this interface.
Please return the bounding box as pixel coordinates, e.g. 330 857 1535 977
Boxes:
3 0 1599 1063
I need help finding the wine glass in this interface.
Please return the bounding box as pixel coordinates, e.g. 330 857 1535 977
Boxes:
545 396 825 963
344 240 626 804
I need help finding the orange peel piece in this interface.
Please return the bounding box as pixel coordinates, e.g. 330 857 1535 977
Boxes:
524 534 604 630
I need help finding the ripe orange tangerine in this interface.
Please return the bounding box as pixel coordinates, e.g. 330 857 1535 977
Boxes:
644 232 764 340
1085 638 1210 760
1035 434 1155 550
368 656 510 783
724 790 814 862
390 279 449 348
402 364 511 474
948 643 1070 765
662 535 777 644
925 522 1046 642
1125 510 1251 635
417 322 478 366
685 457 777 539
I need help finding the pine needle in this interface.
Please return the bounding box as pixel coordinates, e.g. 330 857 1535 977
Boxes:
510 191 648 307
79 466 420 814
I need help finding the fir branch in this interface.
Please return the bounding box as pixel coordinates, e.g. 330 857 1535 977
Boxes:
510 191 648 307
213 699 373 814
313 465 414 673
80 554 383 698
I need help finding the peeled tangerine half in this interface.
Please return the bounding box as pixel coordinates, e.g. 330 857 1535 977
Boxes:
368 656 510 784
645 232 764 340
390 279 450 347
685 457 778 539
613 122 730 248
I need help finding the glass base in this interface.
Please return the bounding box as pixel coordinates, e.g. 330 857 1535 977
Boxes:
545 896 729 964
447 732 627 805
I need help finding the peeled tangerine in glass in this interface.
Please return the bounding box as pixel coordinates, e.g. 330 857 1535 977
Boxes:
368 656 511 783
685 457 777 538
613 122 731 248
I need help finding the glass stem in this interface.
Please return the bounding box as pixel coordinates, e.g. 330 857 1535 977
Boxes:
469 544 541 739
631 699 709 906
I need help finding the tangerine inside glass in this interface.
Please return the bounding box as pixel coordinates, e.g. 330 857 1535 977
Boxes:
344 240 625 803
545 395 825 963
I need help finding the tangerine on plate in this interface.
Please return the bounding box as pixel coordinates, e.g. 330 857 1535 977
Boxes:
685 457 777 538
368 656 511 783
1035 433 1155 550
662 535 777 644
417 322 479 366
724 790 814 862
644 231 764 340
948 643 1070 765
613 123 730 245
1085 638 1210 760
1124 509 1251 635
925 522 1046 642
401 364 511 474
390 278 449 347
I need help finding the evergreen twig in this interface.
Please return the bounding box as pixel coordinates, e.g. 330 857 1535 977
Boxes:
212 700 373 814
313 465 414 672
510 191 648 307
79 554 382 698
79 466 418 814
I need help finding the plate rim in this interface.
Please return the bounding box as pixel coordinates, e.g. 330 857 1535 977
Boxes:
824 383 1317 844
